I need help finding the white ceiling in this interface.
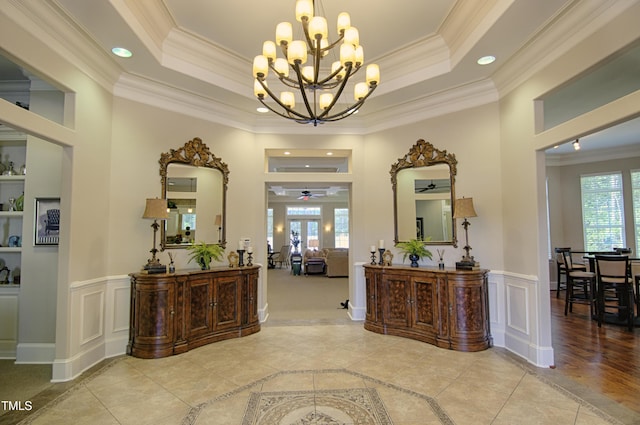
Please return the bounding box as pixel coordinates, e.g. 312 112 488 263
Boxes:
47 0 578 132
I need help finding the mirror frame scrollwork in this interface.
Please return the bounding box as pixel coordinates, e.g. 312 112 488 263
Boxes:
390 139 458 247
160 137 229 250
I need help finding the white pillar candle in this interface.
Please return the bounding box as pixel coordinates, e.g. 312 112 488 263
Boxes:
370 245 376 252
378 240 384 249
239 240 244 250
247 246 253 254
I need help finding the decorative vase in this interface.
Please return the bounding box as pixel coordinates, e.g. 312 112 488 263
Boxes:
198 258 210 270
409 254 420 268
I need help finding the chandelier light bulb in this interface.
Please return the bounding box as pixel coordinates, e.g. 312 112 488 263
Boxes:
309 16 328 40
344 27 359 47
262 41 276 61
276 22 293 45
281 92 295 108
337 12 350 33
319 93 333 110
288 40 308 64
295 0 313 22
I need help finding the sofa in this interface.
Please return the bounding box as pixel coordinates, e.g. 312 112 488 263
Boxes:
324 248 349 277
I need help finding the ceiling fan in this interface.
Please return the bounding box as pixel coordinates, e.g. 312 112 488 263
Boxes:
298 190 324 201
417 181 437 192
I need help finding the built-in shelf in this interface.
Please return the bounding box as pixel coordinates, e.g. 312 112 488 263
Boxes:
0 247 21 253
0 211 23 217
0 175 25 182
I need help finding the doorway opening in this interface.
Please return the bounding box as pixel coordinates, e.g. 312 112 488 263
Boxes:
265 181 352 324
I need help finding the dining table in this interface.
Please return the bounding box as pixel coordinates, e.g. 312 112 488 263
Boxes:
577 252 640 327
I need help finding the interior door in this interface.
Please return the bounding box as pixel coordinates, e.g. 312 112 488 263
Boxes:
288 219 320 251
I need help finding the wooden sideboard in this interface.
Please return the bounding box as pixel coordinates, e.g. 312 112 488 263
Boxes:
363 265 491 352
128 266 260 359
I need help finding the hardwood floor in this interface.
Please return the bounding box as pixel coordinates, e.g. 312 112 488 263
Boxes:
550 291 640 414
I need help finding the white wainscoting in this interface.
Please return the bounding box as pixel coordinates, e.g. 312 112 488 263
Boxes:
52 275 130 382
0 286 19 359
349 263 366 321
490 270 554 368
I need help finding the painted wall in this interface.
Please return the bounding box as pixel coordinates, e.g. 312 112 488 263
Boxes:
2 0 640 378
547 156 640 255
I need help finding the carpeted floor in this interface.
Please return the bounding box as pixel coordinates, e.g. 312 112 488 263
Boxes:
265 267 350 325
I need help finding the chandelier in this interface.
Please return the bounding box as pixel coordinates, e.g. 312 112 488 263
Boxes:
252 0 380 126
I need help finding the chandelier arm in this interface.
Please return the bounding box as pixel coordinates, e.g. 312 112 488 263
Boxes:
257 78 310 121
291 62 318 121
321 84 378 121
317 62 353 119
258 98 312 124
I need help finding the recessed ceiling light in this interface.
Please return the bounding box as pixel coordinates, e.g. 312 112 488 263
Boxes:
111 47 132 58
326 152 333 155
257 107 269 113
477 55 496 65
305 164 310 168
284 151 291 155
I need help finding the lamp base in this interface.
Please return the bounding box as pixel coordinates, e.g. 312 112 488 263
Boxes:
144 259 167 274
455 257 478 271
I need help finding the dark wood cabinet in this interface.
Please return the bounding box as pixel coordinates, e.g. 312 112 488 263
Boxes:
364 265 491 352
128 266 260 359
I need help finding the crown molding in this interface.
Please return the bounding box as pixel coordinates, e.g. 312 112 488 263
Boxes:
492 0 636 98
113 74 254 132
6 0 120 94
545 143 640 167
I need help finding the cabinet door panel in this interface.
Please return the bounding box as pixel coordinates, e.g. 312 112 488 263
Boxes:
134 284 174 345
382 276 411 327
412 278 437 331
186 277 213 337
214 275 242 330
245 271 259 325
365 270 378 323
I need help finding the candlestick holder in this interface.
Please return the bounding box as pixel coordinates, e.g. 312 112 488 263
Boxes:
370 250 377 265
247 252 253 266
237 249 245 267
378 248 385 266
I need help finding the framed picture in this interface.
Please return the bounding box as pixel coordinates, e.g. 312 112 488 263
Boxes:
34 198 60 246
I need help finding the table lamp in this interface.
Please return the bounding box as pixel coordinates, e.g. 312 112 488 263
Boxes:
453 197 478 269
142 198 169 273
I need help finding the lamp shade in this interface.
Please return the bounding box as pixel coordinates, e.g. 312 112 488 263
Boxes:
142 198 169 220
453 197 477 219
308 239 319 248
214 214 222 226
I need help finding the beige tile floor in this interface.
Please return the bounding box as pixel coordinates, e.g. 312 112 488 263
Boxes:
7 321 635 425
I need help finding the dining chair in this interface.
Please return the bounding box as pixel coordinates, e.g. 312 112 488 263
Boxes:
595 255 634 330
562 250 596 317
630 260 640 317
555 247 586 298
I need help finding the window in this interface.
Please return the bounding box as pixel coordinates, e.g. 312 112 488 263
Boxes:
267 208 273 250
581 173 625 251
632 170 640 251
182 214 196 230
287 206 321 216
335 208 349 248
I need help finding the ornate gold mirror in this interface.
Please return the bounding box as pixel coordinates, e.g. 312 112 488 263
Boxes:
391 139 457 246
160 137 228 249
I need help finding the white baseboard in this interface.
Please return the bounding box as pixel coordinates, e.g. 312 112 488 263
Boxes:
15 343 55 364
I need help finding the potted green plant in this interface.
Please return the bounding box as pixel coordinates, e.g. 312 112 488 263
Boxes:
396 238 433 267
186 241 224 270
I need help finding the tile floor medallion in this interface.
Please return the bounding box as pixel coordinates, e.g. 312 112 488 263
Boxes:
185 370 454 425
242 388 389 424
